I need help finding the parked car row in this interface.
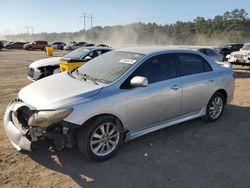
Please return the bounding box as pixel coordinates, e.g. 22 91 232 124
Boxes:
214 43 243 61
63 42 110 50
3 46 235 161
0 40 110 51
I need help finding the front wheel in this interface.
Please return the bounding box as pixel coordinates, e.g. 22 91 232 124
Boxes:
204 92 225 122
77 116 124 161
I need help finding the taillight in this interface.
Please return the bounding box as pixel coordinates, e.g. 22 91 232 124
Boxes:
232 72 236 80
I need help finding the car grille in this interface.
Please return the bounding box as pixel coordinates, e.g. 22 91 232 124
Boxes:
27 67 34 77
234 54 245 59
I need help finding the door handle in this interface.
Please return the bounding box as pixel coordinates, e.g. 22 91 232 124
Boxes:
208 78 214 82
171 85 181 91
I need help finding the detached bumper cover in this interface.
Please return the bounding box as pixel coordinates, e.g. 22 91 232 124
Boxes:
3 102 31 151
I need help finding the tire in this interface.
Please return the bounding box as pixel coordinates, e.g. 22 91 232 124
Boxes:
204 92 225 122
77 115 124 161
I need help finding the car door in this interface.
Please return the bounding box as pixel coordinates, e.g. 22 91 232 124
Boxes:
121 53 182 131
177 53 216 116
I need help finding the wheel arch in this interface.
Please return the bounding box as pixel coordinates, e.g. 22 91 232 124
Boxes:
214 89 228 104
81 113 126 134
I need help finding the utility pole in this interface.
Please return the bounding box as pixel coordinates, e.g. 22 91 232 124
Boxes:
84 13 86 31
4 30 10 36
90 14 93 29
81 13 86 31
25 26 29 35
29 26 33 35
81 13 94 31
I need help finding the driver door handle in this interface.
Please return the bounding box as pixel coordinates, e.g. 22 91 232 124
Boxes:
171 85 181 91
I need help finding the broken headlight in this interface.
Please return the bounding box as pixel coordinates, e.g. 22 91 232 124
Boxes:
28 108 73 128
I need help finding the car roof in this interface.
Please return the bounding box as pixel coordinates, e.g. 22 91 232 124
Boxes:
116 47 203 55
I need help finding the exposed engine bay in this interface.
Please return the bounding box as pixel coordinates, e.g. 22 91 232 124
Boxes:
8 99 78 150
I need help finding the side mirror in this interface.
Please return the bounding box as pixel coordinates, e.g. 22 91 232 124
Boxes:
130 76 148 87
84 56 92 61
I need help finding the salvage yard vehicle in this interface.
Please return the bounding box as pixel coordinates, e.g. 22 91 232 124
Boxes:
4 41 28 49
197 48 223 62
50 42 66 50
4 47 235 161
214 43 243 61
226 43 250 66
27 47 112 81
24 40 49 50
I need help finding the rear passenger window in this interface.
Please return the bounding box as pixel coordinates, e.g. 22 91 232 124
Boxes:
132 54 177 84
178 54 212 76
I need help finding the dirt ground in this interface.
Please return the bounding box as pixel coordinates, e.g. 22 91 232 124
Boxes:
0 49 250 188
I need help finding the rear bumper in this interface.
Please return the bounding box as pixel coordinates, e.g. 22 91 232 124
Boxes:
3 102 31 151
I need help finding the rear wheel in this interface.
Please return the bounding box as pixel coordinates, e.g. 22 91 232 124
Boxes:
204 92 225 122
77 115 124 161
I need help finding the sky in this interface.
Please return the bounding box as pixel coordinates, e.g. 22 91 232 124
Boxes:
0 0 250 35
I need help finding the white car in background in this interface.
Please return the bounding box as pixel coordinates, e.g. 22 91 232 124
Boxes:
226 43 250 65
27 47 112 81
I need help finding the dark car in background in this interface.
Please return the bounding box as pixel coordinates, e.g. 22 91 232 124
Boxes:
50 42 66 50
64 42 87 50
0 41 4 51
214 43 243 61
197 48 223 61
4 42 28 49
96 43 111 48
85 43 95 47
24 40 49 50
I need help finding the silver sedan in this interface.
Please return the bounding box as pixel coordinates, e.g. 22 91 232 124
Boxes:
4 47 235 161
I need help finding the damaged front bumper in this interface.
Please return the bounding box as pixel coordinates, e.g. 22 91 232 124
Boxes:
3 101 31 151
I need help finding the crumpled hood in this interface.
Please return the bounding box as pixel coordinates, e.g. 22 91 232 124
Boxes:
29 57 61 68
18 72 104 109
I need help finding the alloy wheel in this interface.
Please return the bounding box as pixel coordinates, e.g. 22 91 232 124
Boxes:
90 122 120 156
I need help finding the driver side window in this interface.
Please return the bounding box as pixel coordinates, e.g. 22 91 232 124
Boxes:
133 54 177 84
121 54 177 88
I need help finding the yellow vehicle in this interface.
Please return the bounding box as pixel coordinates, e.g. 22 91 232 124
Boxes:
59 47 112 72
60 58 88 72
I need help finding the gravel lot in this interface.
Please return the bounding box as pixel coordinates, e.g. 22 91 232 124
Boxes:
0 49 250 188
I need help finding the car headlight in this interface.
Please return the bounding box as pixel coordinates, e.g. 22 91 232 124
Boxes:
28 108 73 128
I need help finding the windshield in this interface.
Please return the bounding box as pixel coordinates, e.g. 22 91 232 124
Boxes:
63 48 90 59
241 44 250 50
75 51 145 84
